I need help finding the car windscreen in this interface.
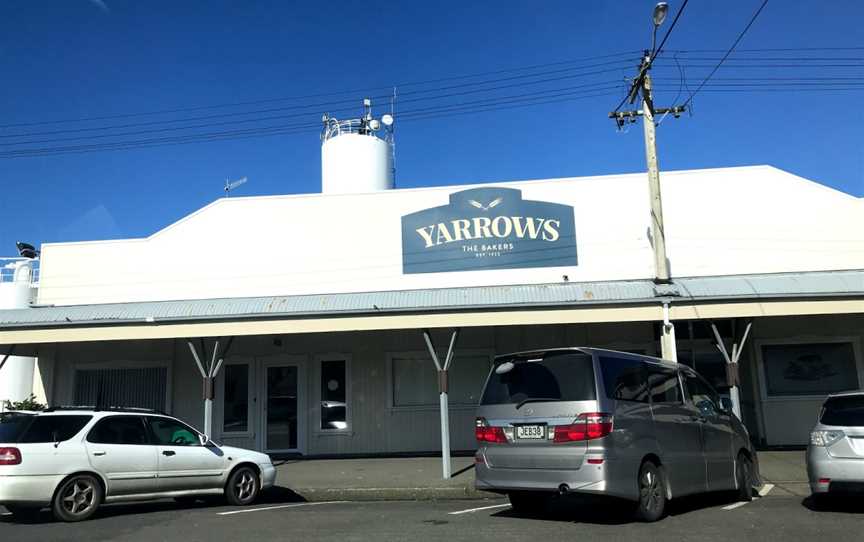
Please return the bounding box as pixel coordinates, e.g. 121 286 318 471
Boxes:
0 414 35 443
16 415 93 443
480 352 596 406
821 396 864 427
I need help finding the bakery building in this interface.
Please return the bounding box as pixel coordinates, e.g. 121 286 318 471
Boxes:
1 110 862 454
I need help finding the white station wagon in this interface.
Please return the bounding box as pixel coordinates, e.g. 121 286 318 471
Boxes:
0 408 276 522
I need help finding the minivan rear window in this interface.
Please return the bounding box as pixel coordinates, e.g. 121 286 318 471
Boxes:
480 352 596 405
0 413 35 443
16 415 93 443
821 396 864 427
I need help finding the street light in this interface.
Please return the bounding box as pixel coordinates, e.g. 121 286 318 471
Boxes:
651 2 669 53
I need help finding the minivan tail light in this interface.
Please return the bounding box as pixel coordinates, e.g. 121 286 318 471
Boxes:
0 447 22 465
475 417 507 444
554 413 613 443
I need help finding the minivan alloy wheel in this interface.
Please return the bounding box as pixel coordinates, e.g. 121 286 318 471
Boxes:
635 461 666 522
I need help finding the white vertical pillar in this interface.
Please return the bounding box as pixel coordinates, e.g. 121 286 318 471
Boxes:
439 391 451 480
0 260 37 407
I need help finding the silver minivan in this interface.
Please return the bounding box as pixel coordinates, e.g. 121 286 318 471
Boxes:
474 348 759 521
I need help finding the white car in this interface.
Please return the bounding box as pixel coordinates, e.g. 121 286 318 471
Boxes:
0 408 276 522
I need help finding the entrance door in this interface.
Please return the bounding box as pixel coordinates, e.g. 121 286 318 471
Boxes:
261 360 305 454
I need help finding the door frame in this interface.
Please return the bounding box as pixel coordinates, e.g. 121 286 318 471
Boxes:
257 355 307 455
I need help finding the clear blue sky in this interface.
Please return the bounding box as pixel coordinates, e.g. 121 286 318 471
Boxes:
1 0 862 254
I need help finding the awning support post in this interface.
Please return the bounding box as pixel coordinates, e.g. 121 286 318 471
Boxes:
423 328 460 480
711 321 752 420
188 338 234 439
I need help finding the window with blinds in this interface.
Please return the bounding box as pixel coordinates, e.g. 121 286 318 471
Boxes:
73 367 168 411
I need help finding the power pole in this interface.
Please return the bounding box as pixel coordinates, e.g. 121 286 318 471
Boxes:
609 44 685 362
610 53 685 286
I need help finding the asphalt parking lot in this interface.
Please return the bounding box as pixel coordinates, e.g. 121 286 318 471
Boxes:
2 489 863 542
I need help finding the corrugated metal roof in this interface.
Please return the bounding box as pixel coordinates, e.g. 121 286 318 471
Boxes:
0 270 861 329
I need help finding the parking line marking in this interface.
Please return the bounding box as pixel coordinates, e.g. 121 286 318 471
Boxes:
449 503 511 515
722 501 749 511
218 501 348 516
758 483 775 497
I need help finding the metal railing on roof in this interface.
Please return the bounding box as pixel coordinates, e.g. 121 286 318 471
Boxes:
0 258 40 285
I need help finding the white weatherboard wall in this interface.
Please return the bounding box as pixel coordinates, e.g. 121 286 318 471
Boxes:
36 166 864 306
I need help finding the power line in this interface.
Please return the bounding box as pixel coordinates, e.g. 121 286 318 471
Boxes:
0 51 638 131
0 58 636 141
0 87 624 158
682 0 770 108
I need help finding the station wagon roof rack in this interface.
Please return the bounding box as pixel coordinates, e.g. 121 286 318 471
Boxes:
42 405 167 415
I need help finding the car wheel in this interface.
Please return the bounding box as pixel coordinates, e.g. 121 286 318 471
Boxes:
51 474 103 522
634 460 666 522
225 466 260 506
736 453 753 502
5 505 42 522
508 491 549 515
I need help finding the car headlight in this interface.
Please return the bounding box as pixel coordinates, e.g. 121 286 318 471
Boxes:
810 430 844 447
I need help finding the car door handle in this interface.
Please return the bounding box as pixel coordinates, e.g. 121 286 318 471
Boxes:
162 450 176 457
92 451 106 456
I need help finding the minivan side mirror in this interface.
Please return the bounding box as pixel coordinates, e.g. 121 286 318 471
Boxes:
199 433 210 446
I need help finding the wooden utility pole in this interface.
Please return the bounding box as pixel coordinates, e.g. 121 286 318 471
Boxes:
609 50 685 362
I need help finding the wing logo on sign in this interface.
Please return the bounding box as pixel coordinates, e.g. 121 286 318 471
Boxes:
467 197 503 211
401 187 577 274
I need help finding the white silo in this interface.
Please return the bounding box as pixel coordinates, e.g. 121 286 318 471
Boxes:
321 98 394 194
0 251 38 410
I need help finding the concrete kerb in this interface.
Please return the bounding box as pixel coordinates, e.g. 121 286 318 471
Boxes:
290 487 500 502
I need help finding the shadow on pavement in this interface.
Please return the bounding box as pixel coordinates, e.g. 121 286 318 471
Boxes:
492 491 745 525
1 485 306 525
802 494 864 514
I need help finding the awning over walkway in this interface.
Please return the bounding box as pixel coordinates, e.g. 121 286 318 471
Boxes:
0 270 862 354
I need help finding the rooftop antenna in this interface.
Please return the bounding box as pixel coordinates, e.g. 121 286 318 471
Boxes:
224 176 248 196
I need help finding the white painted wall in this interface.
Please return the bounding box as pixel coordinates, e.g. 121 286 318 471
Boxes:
36 165 864 306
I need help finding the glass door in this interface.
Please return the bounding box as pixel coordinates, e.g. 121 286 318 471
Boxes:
263 363 303 453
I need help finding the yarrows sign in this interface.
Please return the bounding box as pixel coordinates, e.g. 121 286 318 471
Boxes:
401 187 577 274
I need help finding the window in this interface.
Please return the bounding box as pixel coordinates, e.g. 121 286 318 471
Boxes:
149 417 200 446
480 352 595 406
683 372 721 416
223 364 249 433
821 395 864 427
599 356 648 402
17 415 92 443
87 416 148 445
762 343 860 397
391 354 490 408
74 367 168 411
320 359 347 430
678 350 729 391
648 367 682 404
0 413 35 442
